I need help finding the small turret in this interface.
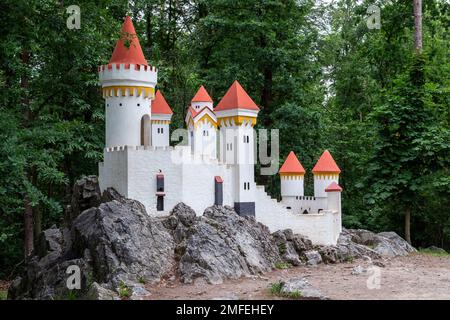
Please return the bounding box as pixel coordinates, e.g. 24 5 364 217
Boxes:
312 150 341 198
279 151 306 199
185 86 217 158
151 91 173 147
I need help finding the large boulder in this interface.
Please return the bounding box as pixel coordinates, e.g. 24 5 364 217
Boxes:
176 205 281 284
348 229 416 257
71 192 176 288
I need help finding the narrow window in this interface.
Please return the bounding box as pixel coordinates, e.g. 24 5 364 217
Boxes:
247 136 250 143
157 128 160 134
161 127 164 134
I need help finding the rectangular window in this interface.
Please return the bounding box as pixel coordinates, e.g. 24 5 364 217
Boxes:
161 127 164 134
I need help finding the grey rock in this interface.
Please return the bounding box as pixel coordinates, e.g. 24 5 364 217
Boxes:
304 250 322 265
351 265 366 275
280 277 327 300
65 176 101 227
179 205 281 284
71 193 175 288
272 230 303 266
87 282 119 300
130 284 151 300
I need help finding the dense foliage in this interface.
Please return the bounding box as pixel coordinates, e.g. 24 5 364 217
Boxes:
0 0 448 277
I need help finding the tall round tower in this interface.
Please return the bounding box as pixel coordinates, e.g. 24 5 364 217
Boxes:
312 150 341 198
279 151 306 199
215 81 260 216
99 16 157 148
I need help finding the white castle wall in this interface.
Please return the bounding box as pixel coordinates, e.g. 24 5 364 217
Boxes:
105 95 151 148
281 196 327 214
98 146 128 197
99 146 235 216
255 185 340 245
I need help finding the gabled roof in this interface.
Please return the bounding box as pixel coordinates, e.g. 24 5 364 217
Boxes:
109 16 148 66
152 91 173 115
312 150 341 174
215 81 260 111
279 151 306 174
192 86 213 103
185 105 217 126
325 182 343 192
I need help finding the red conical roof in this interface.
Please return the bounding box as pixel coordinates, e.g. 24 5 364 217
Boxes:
325 182 343 192
215 81 260 111
279 151 306 174
312 150 341 174
192 86 213 103
109 16 148 66
152 91 173 115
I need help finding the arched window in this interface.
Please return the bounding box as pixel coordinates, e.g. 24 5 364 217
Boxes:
140 114 151 146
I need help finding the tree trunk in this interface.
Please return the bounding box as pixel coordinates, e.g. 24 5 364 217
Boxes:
21 49 35 257
24 196 34 257
405 206 412 244
413 0 422 53
146 3 153 56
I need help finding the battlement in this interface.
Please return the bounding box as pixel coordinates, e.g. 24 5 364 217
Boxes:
98 63 157 88
104 145 173 153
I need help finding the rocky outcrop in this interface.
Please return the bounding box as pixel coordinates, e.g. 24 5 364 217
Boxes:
9 177 416 300
9 177 283 299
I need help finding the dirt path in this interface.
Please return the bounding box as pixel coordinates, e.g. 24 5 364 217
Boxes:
145 253 450 300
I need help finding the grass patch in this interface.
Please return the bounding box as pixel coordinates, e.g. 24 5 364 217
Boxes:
0 290 7 300
118 281 131 299
268 281 303 299
269 281 283 295
344 256 355 263
275 261 292 270
418 248 450 257
138 276 146 285
278 243 287 255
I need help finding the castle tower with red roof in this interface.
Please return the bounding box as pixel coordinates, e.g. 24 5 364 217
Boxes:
279 151 306 199
312 150 341 198
98 16 157 148
215 81 260 216
185 86 217 159
151 91 173 147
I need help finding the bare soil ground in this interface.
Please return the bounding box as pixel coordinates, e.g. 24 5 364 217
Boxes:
145 253 450 300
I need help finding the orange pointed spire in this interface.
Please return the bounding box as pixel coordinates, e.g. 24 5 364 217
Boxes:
279 151 306 174
215 81 260 111
109 16 148 66
312 150 341 174
325 182 343 192
192 86 213 103
152 91 173 115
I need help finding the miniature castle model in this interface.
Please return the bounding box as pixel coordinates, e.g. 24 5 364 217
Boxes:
98 17 343 245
